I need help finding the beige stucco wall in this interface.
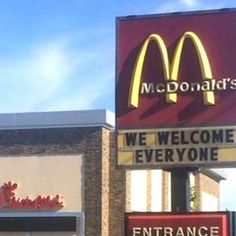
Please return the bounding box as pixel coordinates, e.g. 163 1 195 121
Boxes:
0 154 83 212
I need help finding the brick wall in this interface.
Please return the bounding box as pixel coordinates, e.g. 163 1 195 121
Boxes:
194 171 220 211
108 130 126 236
0 127 126 236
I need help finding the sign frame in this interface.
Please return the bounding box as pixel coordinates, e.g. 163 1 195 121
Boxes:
125 212 231 236
116 8 236 169
117 125 236 169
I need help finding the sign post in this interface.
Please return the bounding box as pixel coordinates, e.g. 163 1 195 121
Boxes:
170 168 191 212
116 8 236 235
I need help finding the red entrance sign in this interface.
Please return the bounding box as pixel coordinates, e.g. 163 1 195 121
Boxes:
0 182 63 210
125 212 228 236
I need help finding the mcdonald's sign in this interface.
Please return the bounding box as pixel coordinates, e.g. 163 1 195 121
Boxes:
116 9 236 129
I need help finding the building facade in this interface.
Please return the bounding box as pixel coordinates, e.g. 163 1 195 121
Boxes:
0 110 125 236
0 110 224 236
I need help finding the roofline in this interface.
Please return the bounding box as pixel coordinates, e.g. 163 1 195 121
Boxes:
116 7 236 21
200 168 227 182
0 109 115 130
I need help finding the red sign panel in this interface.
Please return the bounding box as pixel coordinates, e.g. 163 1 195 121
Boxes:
116 9 236 129
125 212 228 236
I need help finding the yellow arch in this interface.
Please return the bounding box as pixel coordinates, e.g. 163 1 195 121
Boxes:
128 34 170 108
168 31 214 105
128 31 215 108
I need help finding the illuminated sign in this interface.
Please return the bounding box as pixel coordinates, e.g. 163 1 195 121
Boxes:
125 212 229 236
0 182 63 210
118 126 236 167
116 10 236 128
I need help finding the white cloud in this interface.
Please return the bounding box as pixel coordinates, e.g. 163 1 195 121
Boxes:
44 70 114 111
27 41 74 98
0 39 76 112
156 0 224 13
180 0 198 7
0 30 115 113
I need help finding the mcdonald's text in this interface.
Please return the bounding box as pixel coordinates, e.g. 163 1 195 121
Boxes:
141 78 236 95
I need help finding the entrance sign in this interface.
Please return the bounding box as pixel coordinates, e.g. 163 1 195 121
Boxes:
125 212 229 236
116 9 236 168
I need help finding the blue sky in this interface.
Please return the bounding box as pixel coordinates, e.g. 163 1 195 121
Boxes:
0 0 235 113
0 0 236 210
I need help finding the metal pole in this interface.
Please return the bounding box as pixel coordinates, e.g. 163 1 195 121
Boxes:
170 168 191 212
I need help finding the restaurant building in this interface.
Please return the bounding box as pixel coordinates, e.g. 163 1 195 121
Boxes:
0 109 225 236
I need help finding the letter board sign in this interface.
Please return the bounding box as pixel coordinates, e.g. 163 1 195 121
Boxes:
125 212 229 236
118 126 236 168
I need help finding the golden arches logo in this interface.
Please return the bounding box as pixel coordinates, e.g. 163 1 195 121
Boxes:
128 31 215 108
